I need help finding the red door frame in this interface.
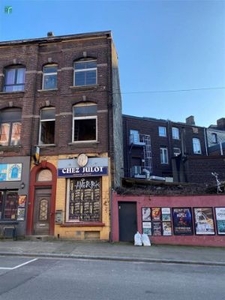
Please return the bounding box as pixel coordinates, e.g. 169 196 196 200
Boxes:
26 161 57 235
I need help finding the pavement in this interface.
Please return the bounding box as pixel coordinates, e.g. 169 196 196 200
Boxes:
0 239 224 266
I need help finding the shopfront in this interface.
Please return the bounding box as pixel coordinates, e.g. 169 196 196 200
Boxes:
55 155 111 240
0 157 30 238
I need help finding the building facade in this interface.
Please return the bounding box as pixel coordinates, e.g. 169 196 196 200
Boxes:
0 31 123 240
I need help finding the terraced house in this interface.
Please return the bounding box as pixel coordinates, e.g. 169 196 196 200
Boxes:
0 31 123 240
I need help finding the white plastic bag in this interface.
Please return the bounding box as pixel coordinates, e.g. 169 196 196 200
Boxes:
141 233 151 246
134 231 142 246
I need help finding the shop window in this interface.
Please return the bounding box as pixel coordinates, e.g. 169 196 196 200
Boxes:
73 103 97 142
67 177 101 222
74 59 97 86
42 64 57 90
0 108 22 146
3 65 26 92
0 190 19 220
39 107 55 145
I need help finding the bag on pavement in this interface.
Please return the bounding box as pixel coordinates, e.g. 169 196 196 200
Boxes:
134 231 142 246
141 233 151 246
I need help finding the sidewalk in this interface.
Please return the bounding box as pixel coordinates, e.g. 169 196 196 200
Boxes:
0 239 224 266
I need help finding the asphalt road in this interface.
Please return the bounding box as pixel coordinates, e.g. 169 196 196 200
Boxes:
0 256 224 300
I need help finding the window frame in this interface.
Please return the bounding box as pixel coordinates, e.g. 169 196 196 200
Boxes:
211 133 218 144
160 147 169 164
158 126 167 137
3 66 26 92
192 138 202 154
42 64 58 90
38 107 56 145
74 59 97 87
172 127 180 140
0 190 19 221
72 103 97 143
0 108 22 146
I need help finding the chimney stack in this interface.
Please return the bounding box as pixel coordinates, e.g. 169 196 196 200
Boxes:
186 116 195 125
47 32 54 37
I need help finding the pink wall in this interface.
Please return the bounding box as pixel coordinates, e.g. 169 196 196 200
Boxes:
111 193 225 247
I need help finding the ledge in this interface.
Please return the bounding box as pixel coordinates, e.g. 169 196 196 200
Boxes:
60 222 105 227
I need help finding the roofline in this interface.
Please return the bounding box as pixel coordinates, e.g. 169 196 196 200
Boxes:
0 30 112 46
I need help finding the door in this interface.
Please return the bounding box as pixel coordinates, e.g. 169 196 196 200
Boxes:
33 189 51 235
119 202 137 242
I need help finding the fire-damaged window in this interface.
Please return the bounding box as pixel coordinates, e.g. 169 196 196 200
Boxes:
39 107 55 145
73 103 97 142
67 177 101 222
0 191 19 220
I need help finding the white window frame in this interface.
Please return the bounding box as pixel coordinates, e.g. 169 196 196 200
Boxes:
159 126 167 137
74 60 97 87
72 103 97 143
42 64 57 90
211 133 217 144
38 107 55 145
160 147 168 164
172 127 179 139
192 138 201 154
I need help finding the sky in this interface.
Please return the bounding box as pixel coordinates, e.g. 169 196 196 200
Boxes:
0 0 224 127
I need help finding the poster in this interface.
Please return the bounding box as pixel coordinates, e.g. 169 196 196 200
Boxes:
152 221 162 236
172 208 193 235
215 207 225 235
162 222 172 236
142 221 152 235
162 207 171 221
194 208 215 235
152 208 161 221
142 207 151 221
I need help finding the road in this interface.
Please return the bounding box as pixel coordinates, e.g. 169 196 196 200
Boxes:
0 256 224 300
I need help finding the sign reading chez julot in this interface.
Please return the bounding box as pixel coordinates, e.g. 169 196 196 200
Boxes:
57 156 108 177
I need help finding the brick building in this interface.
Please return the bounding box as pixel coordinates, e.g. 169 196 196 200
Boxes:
123 114 208 181
0 31 123 240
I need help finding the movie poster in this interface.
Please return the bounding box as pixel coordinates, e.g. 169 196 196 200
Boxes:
152 221 162 236
194 208 215 235
152 208 161 221
172 208 193 235
142 207 151 221
142 221 152 235
162 222 172 236
162 207 171 221
215 207 225 235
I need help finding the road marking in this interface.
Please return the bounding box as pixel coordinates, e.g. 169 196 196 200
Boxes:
0 258 38 270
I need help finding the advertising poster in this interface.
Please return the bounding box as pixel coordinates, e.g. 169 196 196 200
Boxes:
162 222 172 236
172 208 193 235
152 207 161 221
152 221 162 236
194 208 215 235
162 207 171 221
142 221 152 235
17 195 27 221
142 207 151 221
215 207 225 235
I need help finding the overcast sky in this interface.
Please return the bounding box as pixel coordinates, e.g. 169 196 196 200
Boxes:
0 0 224 127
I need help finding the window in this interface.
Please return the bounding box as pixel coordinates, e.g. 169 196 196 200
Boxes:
211 133 217 144
0 108 21 146
192 138 201 154
4 66 26 92
39 108 55 145
160 147 168 164
74 59 97 86
159 126 167 137
172 127 179 139
42 65 57 90
68 177 101 222
73 103 97 142
0 191 19 220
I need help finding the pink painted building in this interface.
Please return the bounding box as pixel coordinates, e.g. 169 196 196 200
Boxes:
111 193 225 247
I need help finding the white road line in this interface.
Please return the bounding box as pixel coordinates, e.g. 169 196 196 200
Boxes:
0 258 38 270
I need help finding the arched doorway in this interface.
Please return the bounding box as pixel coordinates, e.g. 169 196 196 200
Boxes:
27 161 57 236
